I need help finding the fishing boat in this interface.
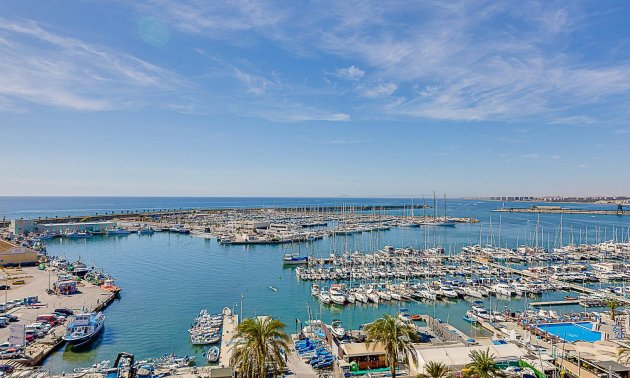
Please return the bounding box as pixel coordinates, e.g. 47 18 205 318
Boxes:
268 286 278 292
69 259 90 277
100 279 122 294
107 228 130 236
138 227 155 235
65 231 92 239
189 310 223 345
311 283 320 296
169 225 190 234
282 253 308 265
206 346 220 363
39 232 57 240
62 312 105 348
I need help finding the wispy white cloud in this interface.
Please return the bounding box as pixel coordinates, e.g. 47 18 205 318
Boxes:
550 116 597 125
137 0 285 38
146 1 630 123
0 19 189 111
523 153 540 159
254 107 350 123
359 82 397 98
234 68 280 95
334 65 365 81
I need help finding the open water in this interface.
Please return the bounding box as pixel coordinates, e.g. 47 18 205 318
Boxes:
2 197 629 372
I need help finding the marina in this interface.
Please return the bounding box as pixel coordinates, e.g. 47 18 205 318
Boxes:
2 198 630 377
4 0 630 376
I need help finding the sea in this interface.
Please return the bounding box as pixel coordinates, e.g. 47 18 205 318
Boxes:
1 197 629 373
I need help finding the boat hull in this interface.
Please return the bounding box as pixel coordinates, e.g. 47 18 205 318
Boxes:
64 324 104 349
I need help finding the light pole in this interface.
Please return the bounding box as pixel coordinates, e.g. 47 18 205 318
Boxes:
240 294 244 324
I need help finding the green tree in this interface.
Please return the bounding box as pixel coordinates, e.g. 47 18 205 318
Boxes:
463 349 505 378
364 314 418 378
417 361 452 378
229 316 291 377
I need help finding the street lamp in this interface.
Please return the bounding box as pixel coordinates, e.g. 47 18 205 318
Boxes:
240 294 244 324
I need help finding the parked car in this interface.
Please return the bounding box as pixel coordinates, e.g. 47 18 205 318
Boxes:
54 308 73 316
0 319 8 328
25 323 50 333
0 349 20 359
0 314 18 322
36 314 58 325
24 331 37 342
0 285 9 291
0 365 14 374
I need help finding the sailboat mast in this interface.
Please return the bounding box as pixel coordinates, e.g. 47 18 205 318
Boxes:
433 191 437 220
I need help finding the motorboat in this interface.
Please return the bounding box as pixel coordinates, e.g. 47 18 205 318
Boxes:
331 320 345 338
318 288 331 304
494 283 515 296
440 285 458 298
206 346 220 363
463 311 479 324
329 284 346 305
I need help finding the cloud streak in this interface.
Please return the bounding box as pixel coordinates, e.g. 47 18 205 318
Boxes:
0 19 189 111
141 1 630 124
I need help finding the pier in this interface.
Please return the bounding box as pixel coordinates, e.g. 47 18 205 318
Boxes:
218 308 238 369
476 259 630 305
0 266 117 368
493 206 629 216
530 300 580 307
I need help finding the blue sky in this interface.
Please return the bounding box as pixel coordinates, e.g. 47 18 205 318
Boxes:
1 1 629 197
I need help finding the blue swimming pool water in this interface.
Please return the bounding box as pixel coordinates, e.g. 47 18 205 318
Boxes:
536 322 602 342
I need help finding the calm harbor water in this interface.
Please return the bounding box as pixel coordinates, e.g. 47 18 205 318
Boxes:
2 197 629 372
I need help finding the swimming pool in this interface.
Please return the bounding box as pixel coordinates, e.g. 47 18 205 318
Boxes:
536 322 602 342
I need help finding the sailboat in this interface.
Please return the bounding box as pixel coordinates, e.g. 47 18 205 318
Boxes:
418 192 456 226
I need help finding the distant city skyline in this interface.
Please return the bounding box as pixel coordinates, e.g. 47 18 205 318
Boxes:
1 1 629 196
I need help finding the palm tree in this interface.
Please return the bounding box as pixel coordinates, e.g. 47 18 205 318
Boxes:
618 344 630 364
229 316 291 377
364 314 418 378
463 349 505 378
605 298 620 321
417 361 452 378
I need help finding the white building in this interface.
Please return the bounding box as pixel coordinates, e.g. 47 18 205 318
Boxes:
9 219 116 235
408 343 526 376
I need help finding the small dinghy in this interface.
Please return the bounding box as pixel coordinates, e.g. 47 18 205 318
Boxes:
206 346 220 363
